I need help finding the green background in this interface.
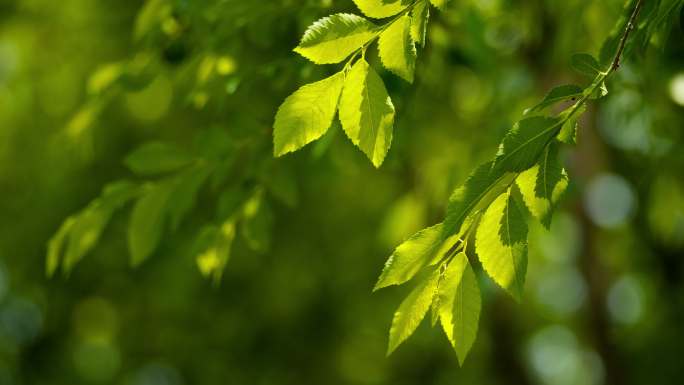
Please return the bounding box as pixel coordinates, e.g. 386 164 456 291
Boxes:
1 0 683 384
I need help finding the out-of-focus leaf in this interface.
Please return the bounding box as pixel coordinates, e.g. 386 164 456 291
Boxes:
124 142 194 175
128 181 173 266
241 189 273 252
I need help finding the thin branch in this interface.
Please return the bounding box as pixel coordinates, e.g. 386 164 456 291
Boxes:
610 0 645 72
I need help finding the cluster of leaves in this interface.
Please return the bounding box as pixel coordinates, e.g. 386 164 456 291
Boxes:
370 0 683 364
273 0 442 167
47 127 277 283
46 0 683 366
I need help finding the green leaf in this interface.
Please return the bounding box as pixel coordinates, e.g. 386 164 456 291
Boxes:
46 216 76 277
125 142 193 175
241 189 273 252
352 0 409 19
375 223 443 290
442 162 513 239
586 78 609 100
195 220 236 284
273 72 345 156
338 59 395 167
429 0 449 10
475 186 528 301
570 53 603 77
516 142 568 229
378 14 417 83
293 14 378 64
437 252 481 365
128 181 173 266
167 166 211 231
524 85 583 115
493 116 562 173
58 181 140 274
387 269 440 354
558 104 585 144
410 0 430 47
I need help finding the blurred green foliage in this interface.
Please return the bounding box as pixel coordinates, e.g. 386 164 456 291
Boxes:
0 0 683 384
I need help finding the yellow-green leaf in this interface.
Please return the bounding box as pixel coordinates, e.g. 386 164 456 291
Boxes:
195 220 236 284
375 223 443 290
293 14 377 64
429 0 449 10
352 0 409 19
437 252 481 365
378 14 416 83
516 142 568 229
273 72 345 156
475 186 528 301
338 59 395 167
410 0 429 47
387 269 440 354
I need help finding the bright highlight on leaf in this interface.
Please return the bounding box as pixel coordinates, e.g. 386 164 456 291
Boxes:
273 72 345 157
338 59 395 167
475 186 528 301
516 142 568 228
293 14 377 64
379 14 417 83
410 0 430 47
429 0 449 10
375 223 443 290
387 269 440 354
352 0 410 19
437 252 481 365
195 220 236 284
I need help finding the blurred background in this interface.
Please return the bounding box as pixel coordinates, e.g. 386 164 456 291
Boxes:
1 0 683 384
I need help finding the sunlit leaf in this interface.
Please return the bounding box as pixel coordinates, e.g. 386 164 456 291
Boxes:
387 269 440 354
516 142 568 229
437 252 481 365
475 186 528 301
293 14 377 64
352 0 410 19
378 14 416 83
375 223 443 290
410 0 430 47
338 59 395 167
273 72 345 156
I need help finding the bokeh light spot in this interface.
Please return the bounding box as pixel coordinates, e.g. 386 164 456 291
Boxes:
607 275 644 325
584 173 635 228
